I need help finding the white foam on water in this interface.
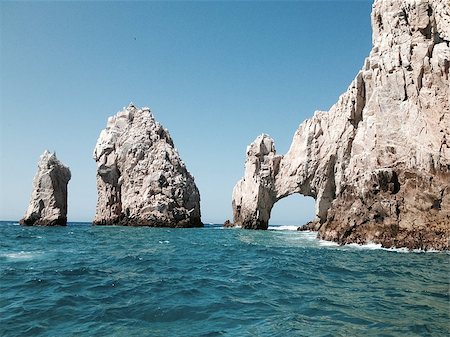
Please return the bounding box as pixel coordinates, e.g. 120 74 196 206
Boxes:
380 247 442 254
346 242 383 250
341 242 442 253
1 251 39 260
318 239 340 247
302 231 319 238
268 225 299 231
224 225 241 229
384 247 411 253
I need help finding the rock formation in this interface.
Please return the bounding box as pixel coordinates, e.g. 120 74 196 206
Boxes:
231 0 449 250
20 151 71 226
93 104 202 227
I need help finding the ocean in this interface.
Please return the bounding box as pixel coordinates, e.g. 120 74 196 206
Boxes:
0 221 448 337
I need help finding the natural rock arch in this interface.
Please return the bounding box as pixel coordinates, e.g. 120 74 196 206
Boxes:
269 192 315 226
231 0 449 250
232 134 334 229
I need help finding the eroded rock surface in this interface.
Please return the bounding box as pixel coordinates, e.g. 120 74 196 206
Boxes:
232 134 282 229
232 0 449 250
20 151 71 226
93 104 202 227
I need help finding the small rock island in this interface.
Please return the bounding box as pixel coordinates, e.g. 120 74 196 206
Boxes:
93 104 202 227
20 151 71 226
231 0 449 250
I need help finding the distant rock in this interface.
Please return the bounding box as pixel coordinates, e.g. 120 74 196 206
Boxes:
93 104 202 227
223 219 234 228
231 0 449 250
20 151 71 226
297 221 321 232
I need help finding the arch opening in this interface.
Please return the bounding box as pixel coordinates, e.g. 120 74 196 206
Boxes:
269 193 316 228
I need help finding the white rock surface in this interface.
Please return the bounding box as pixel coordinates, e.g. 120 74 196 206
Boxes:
232 0 449 249
93 104 202 227
20 151 71 226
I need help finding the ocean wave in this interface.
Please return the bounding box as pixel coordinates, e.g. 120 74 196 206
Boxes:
297 231 319 240
345 242 383 250
338 242 443 253
318 239 340 247
268 225 299 231
1 251 41 260
0 222 448 337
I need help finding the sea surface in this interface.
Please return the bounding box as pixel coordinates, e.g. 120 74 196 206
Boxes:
0 221 448 337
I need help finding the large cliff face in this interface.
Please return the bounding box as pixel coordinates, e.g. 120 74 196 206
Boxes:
20 151 71 226
232 0 449 249
93 104 202 227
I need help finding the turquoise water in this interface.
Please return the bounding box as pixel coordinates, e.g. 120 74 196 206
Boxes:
0 222 448 337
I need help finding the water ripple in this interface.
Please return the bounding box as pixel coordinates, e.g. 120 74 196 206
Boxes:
0 222 448 337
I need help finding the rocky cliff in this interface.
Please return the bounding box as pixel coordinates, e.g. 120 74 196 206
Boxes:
231 0 449 250
93 104 202 227
20 151 71 226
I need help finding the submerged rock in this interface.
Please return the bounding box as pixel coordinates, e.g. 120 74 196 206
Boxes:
232 0 449 250
20 151 71 226
93 104 202 227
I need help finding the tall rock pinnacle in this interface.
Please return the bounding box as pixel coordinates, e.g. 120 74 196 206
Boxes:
93 104 202 227
231 0 449 250
20 151 71 226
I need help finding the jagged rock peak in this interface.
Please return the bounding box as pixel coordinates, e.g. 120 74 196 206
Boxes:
93 104 202 227
247 134 277 157
231 0 449 250
232 135 282 229
20 150 71 226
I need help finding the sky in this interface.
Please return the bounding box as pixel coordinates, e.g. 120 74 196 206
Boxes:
0 0 373 224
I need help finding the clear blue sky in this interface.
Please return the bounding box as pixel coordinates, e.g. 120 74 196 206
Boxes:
0 0 373 224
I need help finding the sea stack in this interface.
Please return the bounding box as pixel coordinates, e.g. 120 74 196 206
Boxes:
20 151 71 226
231 0 449 250
93 104 202 227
